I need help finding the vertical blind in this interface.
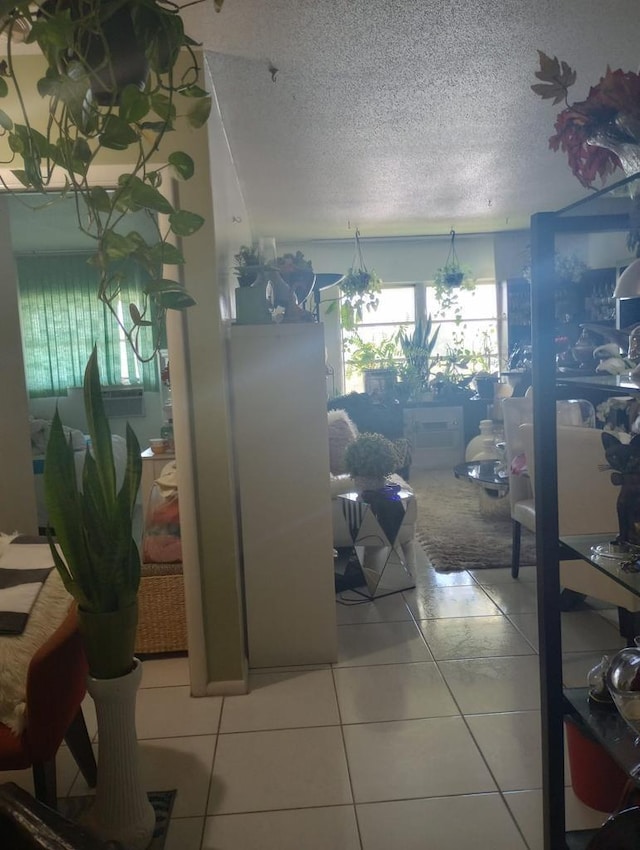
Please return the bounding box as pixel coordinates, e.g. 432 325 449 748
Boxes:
17 253 159 397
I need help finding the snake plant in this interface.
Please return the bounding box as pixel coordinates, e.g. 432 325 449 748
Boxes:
44 347 142 678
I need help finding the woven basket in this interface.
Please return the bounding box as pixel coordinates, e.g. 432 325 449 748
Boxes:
136 564 187 655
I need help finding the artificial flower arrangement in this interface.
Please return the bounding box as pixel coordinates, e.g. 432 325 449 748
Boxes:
532 51 640 189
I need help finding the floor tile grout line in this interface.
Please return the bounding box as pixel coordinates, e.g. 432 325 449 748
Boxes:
330 663 364 850
201 690 225 830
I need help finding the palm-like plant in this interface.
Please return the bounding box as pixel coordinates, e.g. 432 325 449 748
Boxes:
44 347 142 679
398 315 440 398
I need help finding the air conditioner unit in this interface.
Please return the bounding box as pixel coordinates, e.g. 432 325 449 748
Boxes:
101 386 145 419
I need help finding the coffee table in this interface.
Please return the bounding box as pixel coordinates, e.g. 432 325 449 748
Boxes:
453 460 509 496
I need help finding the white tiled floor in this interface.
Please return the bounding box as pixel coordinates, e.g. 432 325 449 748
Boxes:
0 548 627 848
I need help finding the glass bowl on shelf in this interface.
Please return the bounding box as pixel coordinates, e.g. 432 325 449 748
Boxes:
606 646 640 744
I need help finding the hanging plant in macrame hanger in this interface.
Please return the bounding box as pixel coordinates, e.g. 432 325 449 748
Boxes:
339 228 382 331
433 229 476 323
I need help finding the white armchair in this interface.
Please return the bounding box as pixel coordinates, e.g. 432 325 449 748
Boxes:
502 395 596 579
520 422 640 633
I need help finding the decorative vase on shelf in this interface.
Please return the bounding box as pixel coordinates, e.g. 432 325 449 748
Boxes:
353 476 388 493
465 420 495 461
234 272 272 325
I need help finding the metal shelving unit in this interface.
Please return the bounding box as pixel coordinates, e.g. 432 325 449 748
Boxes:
530 175 640 850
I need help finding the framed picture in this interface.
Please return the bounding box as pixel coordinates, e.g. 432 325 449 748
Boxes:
363 368 397 398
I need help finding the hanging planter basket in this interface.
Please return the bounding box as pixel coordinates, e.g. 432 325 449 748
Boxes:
436 230 466 289
339 229 382 330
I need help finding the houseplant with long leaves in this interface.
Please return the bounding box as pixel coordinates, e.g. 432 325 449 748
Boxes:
44 346 154 849
44 346 141 680
0 0 225 360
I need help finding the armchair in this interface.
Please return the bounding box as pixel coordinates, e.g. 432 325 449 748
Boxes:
502 395 595 579
521 422 640 634
0 606 97 809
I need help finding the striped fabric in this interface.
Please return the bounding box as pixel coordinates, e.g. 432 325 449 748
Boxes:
0 545 55 635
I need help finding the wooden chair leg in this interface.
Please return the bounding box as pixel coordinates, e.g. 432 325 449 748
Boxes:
64 708 97 788
32 759 57 809
511 520 521 579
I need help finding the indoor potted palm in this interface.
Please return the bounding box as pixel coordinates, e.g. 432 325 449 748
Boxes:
44 347 153 849
397 315 440 401
0 0 224 360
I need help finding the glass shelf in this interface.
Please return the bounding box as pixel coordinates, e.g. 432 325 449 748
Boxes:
561 534 640 598
565 687 640 780
558 374 640 393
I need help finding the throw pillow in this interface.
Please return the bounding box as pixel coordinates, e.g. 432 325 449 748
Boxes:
327 409 358 475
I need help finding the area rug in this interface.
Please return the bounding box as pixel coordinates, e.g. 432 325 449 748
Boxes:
410 468 537 572
59 789 175 848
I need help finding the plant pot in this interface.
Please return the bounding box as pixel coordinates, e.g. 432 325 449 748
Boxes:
235 284 272 325
83 1 149 105
353 476 388 492
41 0 149 106
84 658 155 850
444 272 464 287
77 602 138 680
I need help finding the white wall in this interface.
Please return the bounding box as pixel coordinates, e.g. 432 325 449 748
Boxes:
0 197 38 534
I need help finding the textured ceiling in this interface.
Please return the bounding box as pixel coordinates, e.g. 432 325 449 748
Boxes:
183 0 640 241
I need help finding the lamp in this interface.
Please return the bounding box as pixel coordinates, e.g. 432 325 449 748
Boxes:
614 258 640 298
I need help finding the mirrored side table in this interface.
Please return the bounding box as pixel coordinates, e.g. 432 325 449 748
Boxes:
338 488 417 599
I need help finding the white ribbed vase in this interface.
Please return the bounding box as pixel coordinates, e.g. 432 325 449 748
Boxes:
84 659 155 850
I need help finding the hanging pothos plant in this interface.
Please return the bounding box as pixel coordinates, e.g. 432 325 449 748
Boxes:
432 229 475 323
0 0 225 361
338 229 382 331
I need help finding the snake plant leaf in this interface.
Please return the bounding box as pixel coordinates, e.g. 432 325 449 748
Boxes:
83 348 116 505
44 411 93 610
45 349 142 617
0 76 7 98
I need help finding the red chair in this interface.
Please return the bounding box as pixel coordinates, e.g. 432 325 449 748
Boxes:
0 606 97 808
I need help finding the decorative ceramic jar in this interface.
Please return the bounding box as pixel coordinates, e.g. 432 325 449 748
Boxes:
465 420 496 461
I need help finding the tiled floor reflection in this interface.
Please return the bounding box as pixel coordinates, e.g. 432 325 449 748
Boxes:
2 547 625 849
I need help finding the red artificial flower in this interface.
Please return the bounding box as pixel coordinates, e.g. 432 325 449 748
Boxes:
533 57 640 188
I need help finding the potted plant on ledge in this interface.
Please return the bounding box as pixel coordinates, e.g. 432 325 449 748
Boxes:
44 348 153 850
344 432 403 492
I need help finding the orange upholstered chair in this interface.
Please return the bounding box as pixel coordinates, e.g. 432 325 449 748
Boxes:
0 606 97 809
